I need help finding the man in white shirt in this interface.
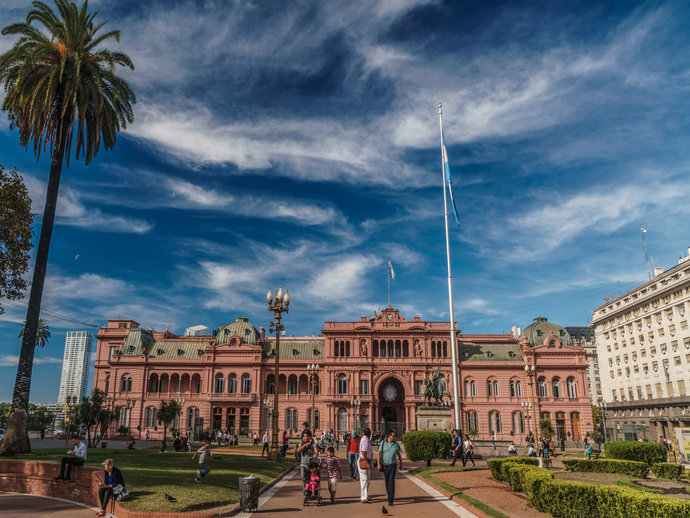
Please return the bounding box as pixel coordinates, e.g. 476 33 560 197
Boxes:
358 427 373 503
462 434 475 467
56 435 87 481
261 430 270 456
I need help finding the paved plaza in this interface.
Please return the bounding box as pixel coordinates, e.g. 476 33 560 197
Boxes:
0 492 97 517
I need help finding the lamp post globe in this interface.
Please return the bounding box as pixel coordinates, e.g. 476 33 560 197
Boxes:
267 286 289 461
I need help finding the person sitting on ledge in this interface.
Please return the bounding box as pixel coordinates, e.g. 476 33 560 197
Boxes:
508 441 517 456
97 458 126 516
55 435 87 481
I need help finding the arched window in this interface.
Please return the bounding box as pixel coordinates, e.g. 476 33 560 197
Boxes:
380 340 387 357
512 411 524 434
516 380 523 397
334 340 339 357
464 380 470 397
466 411 478 433
431 341 436 358
288 375 298 395
214 373 224 393
227 374 237 393
437 341 442 357
470 381 477 397
308 409 320 429
487 380 493 397
192 374 201 394
566 377 577 398
148 374 159 393
337 407 348 431
489 411 502 433
241 374 251 394
337 374 347 395
552 377 561 398
104 375 110 395
266 374 275 394
402 340 409 357
395 340 401 357
493 380 499 397
510 380 516 397
387 340 394 357
443 341 448 357
373 340 379 357
537 377 547 398
145 407 157 428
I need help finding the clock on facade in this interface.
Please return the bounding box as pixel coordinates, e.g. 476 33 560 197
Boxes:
383 384 397 402
387 313 393 320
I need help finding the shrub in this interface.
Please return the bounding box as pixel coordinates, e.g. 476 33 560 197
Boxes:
522 467 554 511
487 457 539 481
507 464 543 492
651 462 685 480
562 458 649 478
402 431 452 467
604 441 667 464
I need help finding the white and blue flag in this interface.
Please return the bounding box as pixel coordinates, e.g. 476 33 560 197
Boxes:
442 133 461 225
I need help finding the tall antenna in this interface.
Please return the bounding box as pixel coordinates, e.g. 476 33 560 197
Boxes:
641 225 651 281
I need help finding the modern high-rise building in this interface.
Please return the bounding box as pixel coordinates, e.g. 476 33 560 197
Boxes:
591 247 690 442
57 331 93 404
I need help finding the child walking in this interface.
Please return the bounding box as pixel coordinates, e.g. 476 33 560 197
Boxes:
323 446 342 503
193 440 212 483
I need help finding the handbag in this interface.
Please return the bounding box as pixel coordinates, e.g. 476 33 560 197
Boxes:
112 484 130 501
358 455 371 470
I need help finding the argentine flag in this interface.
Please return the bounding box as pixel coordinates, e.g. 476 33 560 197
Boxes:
388 257 396 280
442 134 461 225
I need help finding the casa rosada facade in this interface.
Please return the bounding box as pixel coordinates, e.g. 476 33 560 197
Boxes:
94 308 593 442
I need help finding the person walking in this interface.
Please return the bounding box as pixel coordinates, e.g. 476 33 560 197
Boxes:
377 430 403 507
297 431 317 487
450 429 462 466
462 434 475 467
347 430 360 479
358 427 373 503
491 431 496 450
55 435 87 481
253 432 259 446
96 458 126 517
334 431 340 451
281 431 289 457
193 439 212 483
146 430 150 442
262 430 270 456
323 446 342 503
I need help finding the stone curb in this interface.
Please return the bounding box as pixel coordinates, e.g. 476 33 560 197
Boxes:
410 471 492 518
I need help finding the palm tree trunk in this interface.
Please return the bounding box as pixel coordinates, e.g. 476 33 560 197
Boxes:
0 126 67 456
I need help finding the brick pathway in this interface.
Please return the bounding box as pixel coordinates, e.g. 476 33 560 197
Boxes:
0 492 97 517
251 459 478 518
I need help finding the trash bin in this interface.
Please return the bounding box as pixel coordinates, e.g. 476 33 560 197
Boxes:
239 475 260 511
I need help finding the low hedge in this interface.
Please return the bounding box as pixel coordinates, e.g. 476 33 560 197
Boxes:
562 458 649 478
651 462 685 481
604 441 667 464
487 457 539 481
401 430 452 467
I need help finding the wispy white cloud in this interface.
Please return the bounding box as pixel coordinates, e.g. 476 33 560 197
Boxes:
0 355 62 367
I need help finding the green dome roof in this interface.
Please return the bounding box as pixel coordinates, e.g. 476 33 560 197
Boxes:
214 317 260 345
521 317 573 347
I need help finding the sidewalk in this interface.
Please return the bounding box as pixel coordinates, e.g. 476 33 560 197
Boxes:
253 458 478 517
0 492 97 517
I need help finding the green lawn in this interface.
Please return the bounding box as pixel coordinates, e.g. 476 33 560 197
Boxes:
8 448 288 512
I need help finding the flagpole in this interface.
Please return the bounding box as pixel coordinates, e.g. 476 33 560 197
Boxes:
387 256 391 307
439 103 461 432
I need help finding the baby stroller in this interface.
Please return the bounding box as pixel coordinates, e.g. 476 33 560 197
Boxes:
303 459 323 506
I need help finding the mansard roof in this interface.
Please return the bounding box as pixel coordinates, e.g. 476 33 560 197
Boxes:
120 328 156 356
263 340 324 360
458 342 524 362
215 317 260 345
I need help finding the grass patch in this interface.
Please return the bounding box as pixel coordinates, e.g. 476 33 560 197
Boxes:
615 478 665 494
414 469 508 518
8 448 287 512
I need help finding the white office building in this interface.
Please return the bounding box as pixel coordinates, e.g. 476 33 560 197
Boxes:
57 331 93 404
185 325 209 336
591 247 690 441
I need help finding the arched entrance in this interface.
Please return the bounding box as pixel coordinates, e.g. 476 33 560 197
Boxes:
377 377 406 436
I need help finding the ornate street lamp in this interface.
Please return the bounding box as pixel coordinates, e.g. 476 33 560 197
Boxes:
104 397 115 440
350 398 361 432
64 395 78 447
521 401 532 435
267 286 290 462
307 364 320 432
597 401 608 443
125 399 136 436
524 364 539 438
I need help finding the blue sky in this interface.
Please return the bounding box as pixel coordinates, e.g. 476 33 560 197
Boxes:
1 0 690 403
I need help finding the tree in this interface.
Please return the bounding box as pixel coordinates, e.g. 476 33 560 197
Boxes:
592 405 603 435
18 319 51 347
539 418 555 439
0 166 33 315
0 0 135 455
72 388 120 447
157 400 182 450
401 431 453 467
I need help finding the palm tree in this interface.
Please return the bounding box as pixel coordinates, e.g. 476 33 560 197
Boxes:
18 319 51 348
0 0 135 455
157 400 183 451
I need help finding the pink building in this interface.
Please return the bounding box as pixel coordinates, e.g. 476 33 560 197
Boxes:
94 309 593 442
